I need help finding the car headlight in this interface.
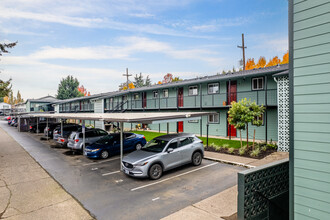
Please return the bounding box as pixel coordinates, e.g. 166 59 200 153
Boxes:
91 149 100 152
135 161 148 167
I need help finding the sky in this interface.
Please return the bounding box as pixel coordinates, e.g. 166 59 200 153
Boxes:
0 0 288 99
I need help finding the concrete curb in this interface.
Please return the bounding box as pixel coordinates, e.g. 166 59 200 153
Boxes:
204 156 256 169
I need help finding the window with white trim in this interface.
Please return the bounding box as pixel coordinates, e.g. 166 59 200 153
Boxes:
252 77 264 90
163 89 168 98
208 83 219 94
208 113 219 124
153 91 158 98
188 85 198 96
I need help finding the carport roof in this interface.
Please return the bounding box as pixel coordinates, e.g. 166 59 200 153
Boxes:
21 112 214 124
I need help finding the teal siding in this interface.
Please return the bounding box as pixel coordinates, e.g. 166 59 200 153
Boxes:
293 0 330 219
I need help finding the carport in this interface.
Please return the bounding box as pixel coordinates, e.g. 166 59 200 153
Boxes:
20 112 213 170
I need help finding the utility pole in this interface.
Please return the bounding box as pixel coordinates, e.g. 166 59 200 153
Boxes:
237 33 247 70
123 68 132 89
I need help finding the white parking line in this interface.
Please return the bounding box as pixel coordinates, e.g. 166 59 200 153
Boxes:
130 162 218 192
82 156 120 166
152 197 160 201
102 170 121 176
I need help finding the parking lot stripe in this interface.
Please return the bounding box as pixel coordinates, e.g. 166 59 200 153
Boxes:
102 170 121 176
152 197 160 201
130 162 218 192
82 157 120 166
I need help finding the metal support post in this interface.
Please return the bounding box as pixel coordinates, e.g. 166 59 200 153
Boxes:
36 117 39 134
82 120 86 153
18 116 21 132
206 123 209 148
61 119 63 138
167 123 169 134
46 118 49 140
120 122 124 171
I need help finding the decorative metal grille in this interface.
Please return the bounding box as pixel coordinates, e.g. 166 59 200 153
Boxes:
277 76 289 152
238 159 289 220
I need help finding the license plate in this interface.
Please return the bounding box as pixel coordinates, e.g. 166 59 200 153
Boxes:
84 151 87 156
124 169 129 174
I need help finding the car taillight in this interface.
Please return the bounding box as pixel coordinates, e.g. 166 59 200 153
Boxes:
29 126 32 129
60 138 65 143
75 139 79 143
143 136 146 139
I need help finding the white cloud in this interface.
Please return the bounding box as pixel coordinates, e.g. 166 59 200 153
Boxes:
24 36 222 66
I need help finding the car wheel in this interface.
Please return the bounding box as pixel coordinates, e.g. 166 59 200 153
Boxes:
135 143 143 150
100 150 109 159
148 164 163 180
192 151 202 166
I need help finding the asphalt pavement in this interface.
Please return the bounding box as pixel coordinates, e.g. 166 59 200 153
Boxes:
0 121 245 220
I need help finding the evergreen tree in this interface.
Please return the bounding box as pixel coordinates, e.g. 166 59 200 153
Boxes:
56 75 84 100
145 75 152 86
133 73 144 88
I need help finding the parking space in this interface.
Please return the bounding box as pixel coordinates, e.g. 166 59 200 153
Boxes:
1 121 245 220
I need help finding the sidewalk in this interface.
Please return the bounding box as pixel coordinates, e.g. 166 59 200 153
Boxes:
0 127 93 220
162 150 289 220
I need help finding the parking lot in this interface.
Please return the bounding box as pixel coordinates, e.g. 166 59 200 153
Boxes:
1 121 245 220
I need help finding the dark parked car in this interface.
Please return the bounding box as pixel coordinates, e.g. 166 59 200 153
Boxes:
43 122 64 138
29 122 49 133
84 133 147 159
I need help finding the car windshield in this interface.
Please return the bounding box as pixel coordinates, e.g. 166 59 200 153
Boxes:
96 135 115 145
141 139 168 153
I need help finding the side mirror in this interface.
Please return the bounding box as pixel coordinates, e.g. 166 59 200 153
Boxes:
167 148 174 153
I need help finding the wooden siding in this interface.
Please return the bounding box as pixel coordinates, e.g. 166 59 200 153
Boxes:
293 0 330 219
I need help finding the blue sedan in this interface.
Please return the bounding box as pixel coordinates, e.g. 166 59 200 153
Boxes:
84 132 147 159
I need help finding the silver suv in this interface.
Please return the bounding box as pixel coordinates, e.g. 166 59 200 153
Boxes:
67 128 108 150
122 133 204 180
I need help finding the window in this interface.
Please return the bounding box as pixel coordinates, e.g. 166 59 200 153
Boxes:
163 89 169 98
208 83 219 94
189 85 198 96
153 91 158 98
208 113 219 123
179 138 193 147
252 77 264 90
167 141 178 149
134 93 140 100
254 114 264 126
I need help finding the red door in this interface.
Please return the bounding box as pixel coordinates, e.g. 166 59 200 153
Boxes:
178 87 183 107
227 123 237 137
177 121 184 133
227 113 237 137
227 81 237 105
142 92 147 108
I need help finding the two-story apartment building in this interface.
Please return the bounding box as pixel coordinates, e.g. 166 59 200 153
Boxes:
25 95 58 112
53 64 289 151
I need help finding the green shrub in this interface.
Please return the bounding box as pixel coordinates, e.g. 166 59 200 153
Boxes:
267 143 277 150
261 146 267 152
227 147 235 154
250 148 261 157
214 145 222 151
238 147 246 155
223 144 230 148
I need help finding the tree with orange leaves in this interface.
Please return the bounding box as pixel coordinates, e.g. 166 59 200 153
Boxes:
78 85 91 96
255 56 266 69
157 81 162 84
266 56 281 67
128 82 135 89
245 58 256 70
281 52 289 64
